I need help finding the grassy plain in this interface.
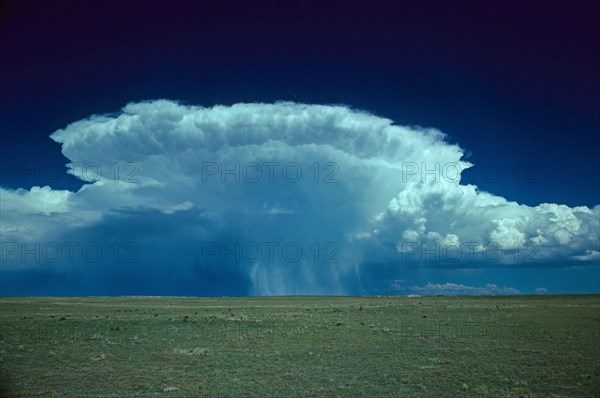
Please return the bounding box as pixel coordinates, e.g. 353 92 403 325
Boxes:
0 295 598 397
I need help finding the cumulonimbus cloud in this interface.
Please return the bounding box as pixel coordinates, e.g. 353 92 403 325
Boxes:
1 100 598 295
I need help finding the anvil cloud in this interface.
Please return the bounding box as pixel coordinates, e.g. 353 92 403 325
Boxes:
1 100 598 295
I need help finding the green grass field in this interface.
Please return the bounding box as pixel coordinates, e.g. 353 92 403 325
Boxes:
1 295 598 397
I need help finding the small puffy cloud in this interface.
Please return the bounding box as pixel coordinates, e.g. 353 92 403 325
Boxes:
572 250 600 262
1 100 598 295
391 281 520 295
535 287 548 294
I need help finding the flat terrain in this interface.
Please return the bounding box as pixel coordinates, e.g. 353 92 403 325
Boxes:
0 295 598 397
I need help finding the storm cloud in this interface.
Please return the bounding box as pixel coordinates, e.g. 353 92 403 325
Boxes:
1 100 598 295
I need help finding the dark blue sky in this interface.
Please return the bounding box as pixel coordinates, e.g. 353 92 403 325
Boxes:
0 1 599 296
1 0 599 206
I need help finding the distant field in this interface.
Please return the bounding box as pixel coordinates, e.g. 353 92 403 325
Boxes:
0 295 598 397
